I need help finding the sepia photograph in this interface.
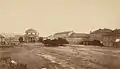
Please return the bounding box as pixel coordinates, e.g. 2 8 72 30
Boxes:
0 0 120 69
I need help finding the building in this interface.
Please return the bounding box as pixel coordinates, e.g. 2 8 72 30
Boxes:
90 28 120 47
47 31 74 40
90 28 112 41
48 31 89 44
102 29 120 47
67 33 90 44
24 28 39 42
0 33 18 42
54 31 74 38
102 33 120 46
0 33 22 45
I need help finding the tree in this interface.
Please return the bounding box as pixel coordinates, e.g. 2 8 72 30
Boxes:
57 38 69 45
38 37 43 42
42 38 69 47
42 39 51 44
19 37 23 43
92 40 103 46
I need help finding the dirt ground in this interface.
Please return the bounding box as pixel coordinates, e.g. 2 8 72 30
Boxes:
0 43 120 69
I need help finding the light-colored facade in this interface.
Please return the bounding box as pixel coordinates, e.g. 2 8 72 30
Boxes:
47 31 74 40
68 33 90 44
48 31 89 44
24 29 39 42
102 34 120 46
0 33 22 45
90 28 113 41
102 29 120 47
90 28 120 47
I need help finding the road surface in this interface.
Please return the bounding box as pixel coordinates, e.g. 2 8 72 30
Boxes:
0 43 120 69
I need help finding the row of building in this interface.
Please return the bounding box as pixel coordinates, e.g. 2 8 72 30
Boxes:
0 29 39 44
47 28 120 47
0 28 119 47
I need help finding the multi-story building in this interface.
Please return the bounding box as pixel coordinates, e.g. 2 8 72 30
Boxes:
67 33 90 44
90 28 120 47
48 31 89 44
47 31 74 40
90 28 112 41
102 29 120 47
24 28 39 42
0 33 21 45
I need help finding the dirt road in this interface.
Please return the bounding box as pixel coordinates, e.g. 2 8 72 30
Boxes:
0 43 120 69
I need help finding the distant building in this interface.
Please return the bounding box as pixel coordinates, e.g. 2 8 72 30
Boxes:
54 31 74 38
90 28 112 41
48 31 89 44
24 28 39 42
47 31 74 40
0 33 22 45
90 28 120 47
102 29 120 47
0 29 40 43
67 33 90 44
0 33 19 42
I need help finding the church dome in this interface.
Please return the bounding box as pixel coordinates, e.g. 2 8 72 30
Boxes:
25 28 37 33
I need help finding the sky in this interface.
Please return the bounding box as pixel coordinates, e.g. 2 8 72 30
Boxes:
0 0 120 36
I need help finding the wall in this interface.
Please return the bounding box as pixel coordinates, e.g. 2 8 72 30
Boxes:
54 34 68 38
66 37 90 44
102 35 120 46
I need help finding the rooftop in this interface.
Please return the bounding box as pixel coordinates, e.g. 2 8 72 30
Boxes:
112 29 120 34
54 31 73 35
25 28 37 33
69 33 89 38
90 28 112 34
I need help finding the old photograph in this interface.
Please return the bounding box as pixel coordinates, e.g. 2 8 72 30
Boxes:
0 0 120 69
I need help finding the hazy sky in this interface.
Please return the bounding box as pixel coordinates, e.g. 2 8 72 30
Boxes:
0 0 120 36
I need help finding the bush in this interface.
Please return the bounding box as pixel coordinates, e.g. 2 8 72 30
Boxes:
42 38 69 47
18 37 23 43
57 38 69 45
92 40 104 46
42 39 51 44
79 40 104 46
38 37 43 42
